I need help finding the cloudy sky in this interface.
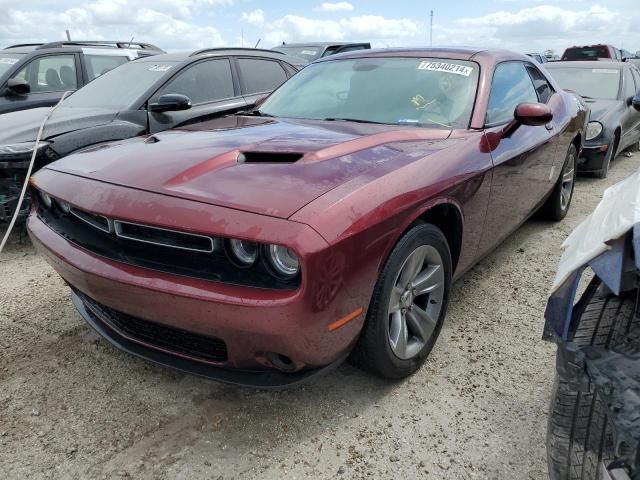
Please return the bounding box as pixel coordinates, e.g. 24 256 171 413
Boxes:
1 0 639 56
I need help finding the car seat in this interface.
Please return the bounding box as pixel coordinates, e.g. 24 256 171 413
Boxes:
59 65 76 89
45 69 62 90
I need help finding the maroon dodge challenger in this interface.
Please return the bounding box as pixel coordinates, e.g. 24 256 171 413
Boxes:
28 48 587 387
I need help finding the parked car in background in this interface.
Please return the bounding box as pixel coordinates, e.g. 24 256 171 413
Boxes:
0 48 300 222
27 47 586 387
272 42 370 64
561 44 622 61
0 41 164 115
544 168 640 480
526 52 548 64
545 61 640 177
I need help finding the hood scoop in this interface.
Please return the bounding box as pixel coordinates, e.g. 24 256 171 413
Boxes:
237 151 304 164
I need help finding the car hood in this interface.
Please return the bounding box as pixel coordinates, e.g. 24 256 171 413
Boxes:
584 99 620 123
47 116 456 219
0 106 118 145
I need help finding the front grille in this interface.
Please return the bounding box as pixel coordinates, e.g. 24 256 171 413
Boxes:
76 288 228 363
36 200 299 290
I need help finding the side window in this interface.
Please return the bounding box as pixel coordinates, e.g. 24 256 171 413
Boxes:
237 58 287 95
281 62 298 77
85 55 129 81
12 55 77 93
486 62 538 126
154 59 234 104
525 64 554 103
623 68 636 99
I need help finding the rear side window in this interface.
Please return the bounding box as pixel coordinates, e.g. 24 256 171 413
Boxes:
13 54 77 92
85 55 129 80
238 58 287 95
526 64 554 103
154 59 234 104
486 62 538 126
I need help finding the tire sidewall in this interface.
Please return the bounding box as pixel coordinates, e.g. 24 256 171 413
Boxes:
367 224 452 377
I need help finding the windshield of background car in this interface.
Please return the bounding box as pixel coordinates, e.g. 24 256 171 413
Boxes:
0 54 24 76
563 47 610 60
273 46 322 62
259 57 479 128
62 60 180 109
547 67 620 100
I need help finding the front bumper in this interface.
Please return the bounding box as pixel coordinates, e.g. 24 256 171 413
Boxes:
71 287 347 389
578 143 609 173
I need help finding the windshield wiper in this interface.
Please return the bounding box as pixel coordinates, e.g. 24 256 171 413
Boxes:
242 109 274 117
323 117 387 125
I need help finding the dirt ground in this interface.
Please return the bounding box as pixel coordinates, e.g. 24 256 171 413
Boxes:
1 152 639 480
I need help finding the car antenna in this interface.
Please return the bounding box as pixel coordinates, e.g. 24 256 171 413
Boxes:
254 39 261 48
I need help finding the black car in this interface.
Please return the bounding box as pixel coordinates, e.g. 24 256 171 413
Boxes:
546 60 640 177
272 42 370 65
0 41 164 115
0 48 300 222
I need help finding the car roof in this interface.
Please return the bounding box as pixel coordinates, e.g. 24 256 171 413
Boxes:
138 48 300 65
545 60 626 69
312 47 528 63
276 42 361 48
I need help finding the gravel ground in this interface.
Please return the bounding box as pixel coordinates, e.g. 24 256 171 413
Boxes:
1 152 639 480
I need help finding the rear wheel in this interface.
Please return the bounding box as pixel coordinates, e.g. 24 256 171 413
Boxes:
540 143 576 221
350 223 452 379
547 279 640 480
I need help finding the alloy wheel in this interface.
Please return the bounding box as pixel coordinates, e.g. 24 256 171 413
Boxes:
560 151 576 211
387 245 445 360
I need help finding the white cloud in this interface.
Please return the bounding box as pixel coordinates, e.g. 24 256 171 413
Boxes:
315 2 354 12
241 9 265 26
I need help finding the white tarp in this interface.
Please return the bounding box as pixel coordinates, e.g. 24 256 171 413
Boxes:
551 167 640 292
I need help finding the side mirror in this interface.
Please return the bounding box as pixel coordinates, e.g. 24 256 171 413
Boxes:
6 78 30 96
149 94 192 113
502 102 553 137
633 95 640 112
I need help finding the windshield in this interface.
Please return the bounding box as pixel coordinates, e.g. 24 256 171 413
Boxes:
0 53 24 76
546 67 620 100
563 47 610 60
259 57 479 129
62 60 179 109
272 46 323 62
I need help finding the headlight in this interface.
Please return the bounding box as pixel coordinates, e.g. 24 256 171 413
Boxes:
39 190 52 209
266 244 300 278
586 121 603 141
228 239 259 266
0 141 49 156
56 199 71 213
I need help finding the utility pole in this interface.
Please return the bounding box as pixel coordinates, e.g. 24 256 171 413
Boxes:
430 10 434 46
65 30 71 41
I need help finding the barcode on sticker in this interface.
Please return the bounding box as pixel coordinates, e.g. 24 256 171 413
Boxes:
417 61 473 76
148 64 173 72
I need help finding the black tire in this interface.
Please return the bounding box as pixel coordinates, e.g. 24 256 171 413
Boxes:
540 143 577 221
547 278 640 480
594 134 618 179
350 223 452 379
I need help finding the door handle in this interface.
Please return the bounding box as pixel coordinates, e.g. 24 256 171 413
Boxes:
545 123 554 131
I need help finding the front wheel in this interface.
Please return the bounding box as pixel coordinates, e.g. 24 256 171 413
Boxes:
350 223 452 379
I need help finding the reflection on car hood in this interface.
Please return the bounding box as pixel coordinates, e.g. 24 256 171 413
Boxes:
46 116 456 219
0 106 118 145
584 99 620 123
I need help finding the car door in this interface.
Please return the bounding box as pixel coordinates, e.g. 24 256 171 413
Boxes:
619 67 640 151
478 61 559 254
147 57 247 133
0 53 80 113
236 57 289 107
631 68 640 146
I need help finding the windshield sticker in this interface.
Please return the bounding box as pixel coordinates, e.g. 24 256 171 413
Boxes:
301 50 318 55
592 69 618 74
148 64 173 72
0 58 18 65
417 61 473 76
